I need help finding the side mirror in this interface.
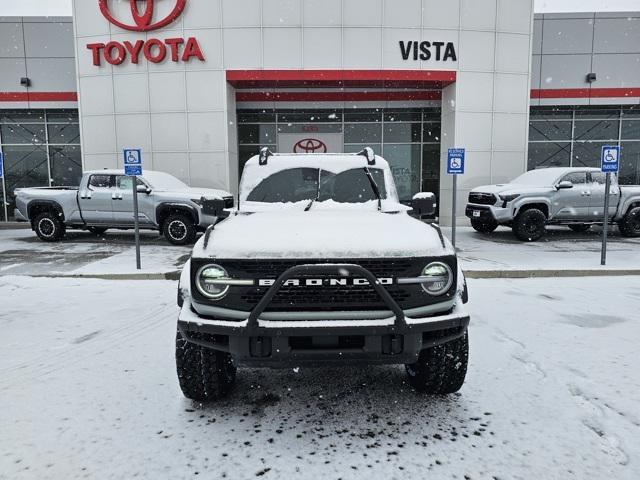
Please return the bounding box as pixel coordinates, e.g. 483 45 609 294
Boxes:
557 181 573 190
137 185 151 194
201 197 228 217
411 192 437 217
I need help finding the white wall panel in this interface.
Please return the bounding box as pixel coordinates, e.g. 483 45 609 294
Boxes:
303 29 342 68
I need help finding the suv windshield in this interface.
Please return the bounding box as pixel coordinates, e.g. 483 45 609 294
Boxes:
246 167 388 204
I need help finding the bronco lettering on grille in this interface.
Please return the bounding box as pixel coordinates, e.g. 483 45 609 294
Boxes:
258 278 394 287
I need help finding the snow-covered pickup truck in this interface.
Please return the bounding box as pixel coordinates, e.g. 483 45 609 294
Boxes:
14 170 233 245
175 148 470 401
466 167 640 241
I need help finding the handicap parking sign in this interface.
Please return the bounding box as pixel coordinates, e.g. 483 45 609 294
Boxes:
447 148 465 175
601 146 620 173
124 149 142 176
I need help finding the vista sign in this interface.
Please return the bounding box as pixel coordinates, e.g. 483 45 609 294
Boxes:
88 0 205 66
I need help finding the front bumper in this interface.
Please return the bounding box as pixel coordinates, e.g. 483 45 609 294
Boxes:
13 208 28 222
465 203 512 223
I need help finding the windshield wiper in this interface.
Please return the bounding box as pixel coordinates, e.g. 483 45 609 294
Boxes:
363 167 382 211
305 169 322 212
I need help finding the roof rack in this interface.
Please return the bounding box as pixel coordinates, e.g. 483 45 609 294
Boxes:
259 147 273 166
356 147 376 166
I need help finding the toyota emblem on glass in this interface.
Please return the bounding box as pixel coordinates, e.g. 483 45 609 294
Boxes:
293 138 328 154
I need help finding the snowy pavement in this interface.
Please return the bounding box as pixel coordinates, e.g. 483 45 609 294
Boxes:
1 226 639 278
1 275 638 479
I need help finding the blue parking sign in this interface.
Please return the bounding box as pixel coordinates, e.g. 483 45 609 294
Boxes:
124 149 142 176
447 148 465 175
0 152 4 178
601 146 620 173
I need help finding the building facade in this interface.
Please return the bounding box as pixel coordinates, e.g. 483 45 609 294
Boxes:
0 2 639 225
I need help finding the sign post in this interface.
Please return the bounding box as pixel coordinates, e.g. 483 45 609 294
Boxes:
447 148 465 247
600 145 620 266
0 152 7 223
124 149 143 270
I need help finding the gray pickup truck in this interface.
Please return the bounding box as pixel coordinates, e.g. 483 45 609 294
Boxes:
466 167 640 241
14 169 233 245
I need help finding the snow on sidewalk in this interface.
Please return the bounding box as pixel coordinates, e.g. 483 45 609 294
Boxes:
1 275 638 479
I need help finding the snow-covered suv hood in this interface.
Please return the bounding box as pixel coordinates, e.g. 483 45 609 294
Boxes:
192 210 453 259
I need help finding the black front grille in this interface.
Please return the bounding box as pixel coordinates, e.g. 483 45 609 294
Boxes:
192 257 457 313
468 192 497 205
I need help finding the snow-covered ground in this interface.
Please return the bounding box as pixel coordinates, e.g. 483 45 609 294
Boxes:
1 275 638 479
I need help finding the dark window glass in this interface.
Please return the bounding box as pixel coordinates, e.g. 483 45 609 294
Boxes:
0 110 45 123
590 172 607 185
0 124 46 144
622 106 640 118
574 107 620 119
384 111 422 122
422 108 442 121
49 145 82 186
529 121 572 141
620 142 640 185
318 168 387 203
423 123 441 143
2 145 49 213
47 123 80 144
343 110 382 123
237 111 276 124
528 142 571 169
572 142 610 168
278 111 341 123
345 123 382 143
247 168 319 203
529 107 573 120
88 175 112 189
383 144 422 201
422 143 440 214
47 110 79 123
384 123 421 143
573 120 620 141
115 176 145 190
621 121 640 140
238 124 277 144
561 172 587 185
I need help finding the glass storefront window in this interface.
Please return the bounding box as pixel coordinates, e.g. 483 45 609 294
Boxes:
620 142 640 185
344 123 382 143
384 122 421 143
1 109 82 220
529 121 572 141
622 121 640 140
573 141 610 168
383 144 422 201
238 124 277 144
573 120 619 141
528 142 571 169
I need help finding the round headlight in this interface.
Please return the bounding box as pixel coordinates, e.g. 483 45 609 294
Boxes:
196 264 230 300
421 262 453 296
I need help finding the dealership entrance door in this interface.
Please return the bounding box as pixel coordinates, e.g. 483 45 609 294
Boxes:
237 108 442 203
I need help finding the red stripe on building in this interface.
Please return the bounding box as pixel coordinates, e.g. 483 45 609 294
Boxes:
236 91 442 102
531 88 640 99
0 92 78 102
227 70 457 89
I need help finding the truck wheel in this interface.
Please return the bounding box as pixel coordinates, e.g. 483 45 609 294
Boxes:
512 208 546 241
406 332 469 394
619 207 640 238
471 218 498 234
175 329 236 401
33 212 66 242
568 224 590 233
164 214 197 245
88 227 108 235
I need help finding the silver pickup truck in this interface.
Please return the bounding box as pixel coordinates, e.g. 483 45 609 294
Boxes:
14 169 233 245
465 167 640 241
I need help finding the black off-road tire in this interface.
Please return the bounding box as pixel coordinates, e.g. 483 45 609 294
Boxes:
512 208 546 241
568 224 591 233
406 332 469 394
175 329 236 401
471 218 498 234
619 207 640 238
33 212 66 242
88 227 108 235
163 214 197 246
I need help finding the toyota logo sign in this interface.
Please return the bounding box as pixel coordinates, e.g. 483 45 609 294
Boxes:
99 0 187 32
294 139 328 154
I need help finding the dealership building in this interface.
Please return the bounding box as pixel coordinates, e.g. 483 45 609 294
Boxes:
0 0 639 225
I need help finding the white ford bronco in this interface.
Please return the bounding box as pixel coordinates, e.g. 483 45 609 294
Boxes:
176 148 470 401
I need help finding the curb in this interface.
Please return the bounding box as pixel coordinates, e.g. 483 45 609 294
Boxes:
464 269 640 279
7 269 640 281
